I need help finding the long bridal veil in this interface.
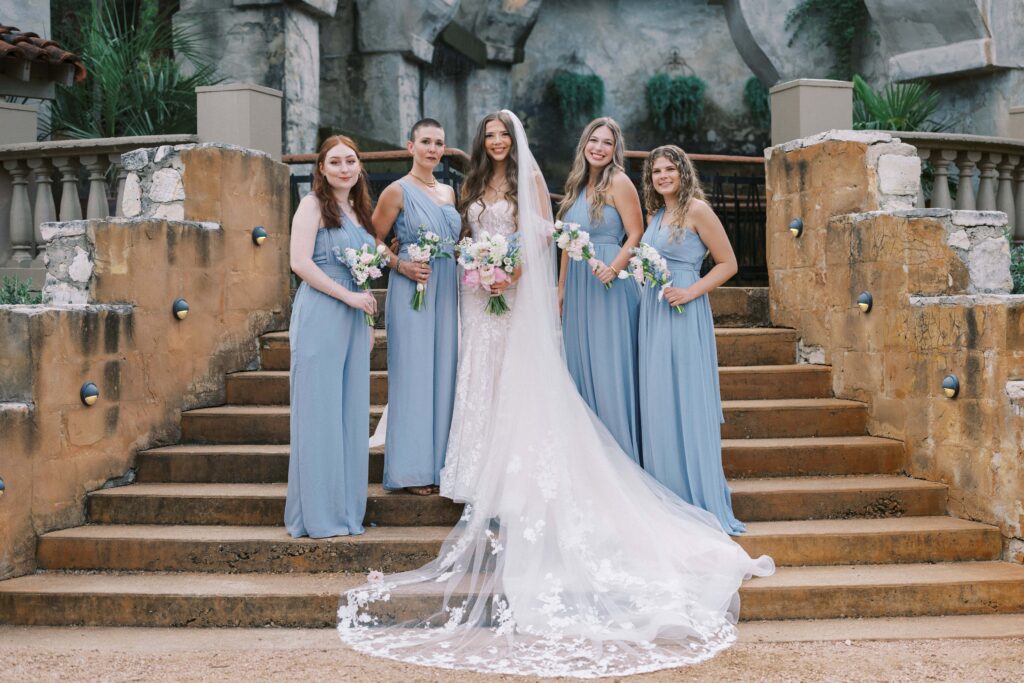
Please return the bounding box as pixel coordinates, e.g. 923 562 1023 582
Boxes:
336 110 774 678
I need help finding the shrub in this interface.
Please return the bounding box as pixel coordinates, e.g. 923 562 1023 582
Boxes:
550 72 604 130
646 74 706 135
0 276 42 305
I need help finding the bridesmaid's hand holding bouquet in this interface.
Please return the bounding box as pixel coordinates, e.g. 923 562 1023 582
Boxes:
457 232 521 316
334 243 388 327
618 244 684 313
551 220 611 289
407 226 453 311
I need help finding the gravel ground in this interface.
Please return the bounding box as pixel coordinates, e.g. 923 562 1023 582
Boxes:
3 633 1023 682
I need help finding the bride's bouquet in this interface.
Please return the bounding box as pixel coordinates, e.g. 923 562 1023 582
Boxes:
333 243 387 326
551 220 611 289
407 226 452 311
457 232 521 316
618 243 684 313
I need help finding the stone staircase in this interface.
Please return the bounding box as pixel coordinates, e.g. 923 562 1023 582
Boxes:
3 290 1024 628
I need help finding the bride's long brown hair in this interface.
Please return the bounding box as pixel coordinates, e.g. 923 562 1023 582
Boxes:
312 134 374 234
459 112 519 239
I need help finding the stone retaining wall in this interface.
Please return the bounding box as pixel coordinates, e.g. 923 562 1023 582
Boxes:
0 144 291 579
767 131 1024 560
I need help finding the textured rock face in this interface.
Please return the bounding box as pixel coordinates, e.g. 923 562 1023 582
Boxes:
0 145 292 580
766 131 1024 561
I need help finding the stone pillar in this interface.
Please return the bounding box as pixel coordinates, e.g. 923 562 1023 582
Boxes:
197 84 284 161
769 79 853 146
0 103 38 145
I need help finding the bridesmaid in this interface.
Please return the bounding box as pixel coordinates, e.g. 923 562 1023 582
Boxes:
637 145 745 534
285 135 379 538
557 117 643 464
373 118 461 495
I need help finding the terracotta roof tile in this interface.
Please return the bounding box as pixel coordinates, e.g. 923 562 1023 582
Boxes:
0 25 86 82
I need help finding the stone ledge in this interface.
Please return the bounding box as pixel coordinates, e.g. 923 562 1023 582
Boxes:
908 294 1024 306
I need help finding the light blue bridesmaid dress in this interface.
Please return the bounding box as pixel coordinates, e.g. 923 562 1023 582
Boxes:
383 179 461 490
637 208 745 534
561 193 642 464
285 215 376 538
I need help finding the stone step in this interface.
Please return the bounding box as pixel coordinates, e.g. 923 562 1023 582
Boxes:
178 398 866 444
5 561 1023 626
225 364 833 406
86 476 945 527
35 517 1000 574
136 436 905 484
258 327 798 372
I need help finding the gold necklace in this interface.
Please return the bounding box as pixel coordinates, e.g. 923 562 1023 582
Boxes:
409 172 437 189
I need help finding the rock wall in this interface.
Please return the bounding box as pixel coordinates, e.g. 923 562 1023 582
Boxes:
0 144 291 579
767 131 1024 560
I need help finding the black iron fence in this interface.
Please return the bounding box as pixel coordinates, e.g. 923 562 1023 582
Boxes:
283 148 766 285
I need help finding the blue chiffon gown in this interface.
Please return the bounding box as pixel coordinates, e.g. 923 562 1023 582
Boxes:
561 193 642 464
285 216 375 538
383 179 461 490
637 208 745 534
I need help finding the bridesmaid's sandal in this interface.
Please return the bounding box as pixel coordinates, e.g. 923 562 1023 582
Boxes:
405 486 433 496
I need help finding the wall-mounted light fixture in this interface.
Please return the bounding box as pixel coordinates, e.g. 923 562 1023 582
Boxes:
80 382 100 406
942 374 960 399
857 292 873 313
172 298 190 320
251 226 268 245
789 218 803 237
0 478 5 497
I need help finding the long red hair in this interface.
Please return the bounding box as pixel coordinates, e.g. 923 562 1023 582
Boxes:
312 135 374 234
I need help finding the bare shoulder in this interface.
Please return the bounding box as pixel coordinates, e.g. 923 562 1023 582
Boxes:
438 182 458 203
688 198 714 216
610 170 634 190
296 193 321 215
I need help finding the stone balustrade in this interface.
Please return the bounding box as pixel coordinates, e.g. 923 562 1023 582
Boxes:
894 131 1024 239
0 135 197 284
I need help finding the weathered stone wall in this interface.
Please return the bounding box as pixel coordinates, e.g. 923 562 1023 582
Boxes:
0 145 291 579
767 132 1024 560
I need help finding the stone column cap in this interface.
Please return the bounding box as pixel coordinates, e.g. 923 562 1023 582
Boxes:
769 78 854 94
196 83 283 99
0 101 38 113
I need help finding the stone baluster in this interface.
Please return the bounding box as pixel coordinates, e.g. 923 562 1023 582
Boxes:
915 147 931 208
976 152 999 211
54 156 83 221
955 150 980 210
930 149 957 209
108 153 129 218
3 160 33 264
1015 161 1024 241
80 155 111 219
997 155 1018 234
26 158 56 262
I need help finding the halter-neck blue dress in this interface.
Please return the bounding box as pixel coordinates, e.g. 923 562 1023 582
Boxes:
637 208 745 534
561 193 642 464
383 179 461 490
285 215 375 538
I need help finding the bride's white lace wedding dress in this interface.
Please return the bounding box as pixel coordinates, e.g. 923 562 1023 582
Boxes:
336 111 774 679
440 199 517 503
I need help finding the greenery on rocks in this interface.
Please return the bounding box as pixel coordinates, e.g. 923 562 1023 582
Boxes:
743 76 771 130
0 276 41 305
550 72 604 130
1010 238 1024 295
48 0 219 139
852 75 951 133
785 0 871 79
645 74 706 135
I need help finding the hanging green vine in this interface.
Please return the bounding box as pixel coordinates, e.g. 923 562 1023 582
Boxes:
785 0 870 80
743 76 771 130
549 72 604 129
645 74 706 135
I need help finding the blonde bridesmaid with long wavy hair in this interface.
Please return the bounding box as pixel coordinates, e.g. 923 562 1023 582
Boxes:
556 117 644 464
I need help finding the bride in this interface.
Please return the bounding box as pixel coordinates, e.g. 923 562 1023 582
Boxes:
337 111 774 679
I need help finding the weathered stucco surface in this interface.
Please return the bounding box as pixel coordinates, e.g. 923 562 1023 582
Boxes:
767 132 1024 560
0 145 291 579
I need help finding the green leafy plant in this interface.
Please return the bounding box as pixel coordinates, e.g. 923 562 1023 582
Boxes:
47 0 220 138
0 276 41 305
550 72 604 130
645 74 706 135
852 74 951 132
785 0 870 79
1010 237 1024 295
744 76 770 130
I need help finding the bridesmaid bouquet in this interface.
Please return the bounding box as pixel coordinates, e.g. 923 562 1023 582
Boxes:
407 226 452 311
334 243 387 327
551 220 611 290
618 244 684 313
456 232 521 316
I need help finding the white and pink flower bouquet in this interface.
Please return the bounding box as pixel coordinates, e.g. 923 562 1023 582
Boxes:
618 243 684 313
457 231 521 316
407 226 453 311
334 243 387 326
551 220 611 289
